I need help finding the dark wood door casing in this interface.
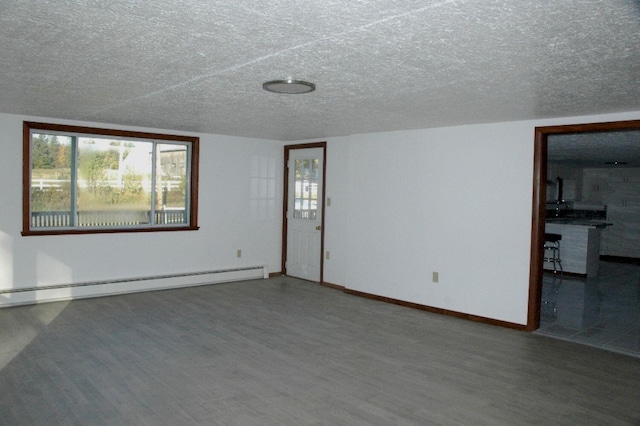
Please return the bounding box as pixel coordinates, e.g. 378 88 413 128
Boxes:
282 142 327 283
527 120 640 331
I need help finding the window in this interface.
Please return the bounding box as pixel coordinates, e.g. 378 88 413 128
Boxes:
23 122 199 235
293 158 319 220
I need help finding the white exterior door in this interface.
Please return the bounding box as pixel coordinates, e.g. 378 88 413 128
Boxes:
286 148 323 281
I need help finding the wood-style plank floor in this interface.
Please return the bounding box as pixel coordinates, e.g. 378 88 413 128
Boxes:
1 276 639 425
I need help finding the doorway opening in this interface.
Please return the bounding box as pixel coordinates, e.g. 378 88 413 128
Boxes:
282 142 327 283
528 119 640 335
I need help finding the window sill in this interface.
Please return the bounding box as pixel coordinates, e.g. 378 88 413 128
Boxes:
21 226 200 237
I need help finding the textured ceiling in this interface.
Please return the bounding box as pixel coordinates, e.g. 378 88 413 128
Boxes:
549 131 640 167
1 0 639 141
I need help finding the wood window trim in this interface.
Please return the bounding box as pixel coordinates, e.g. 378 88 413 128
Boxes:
22 121 200 236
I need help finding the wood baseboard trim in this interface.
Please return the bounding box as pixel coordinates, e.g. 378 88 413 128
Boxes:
343 288 527 331
320 281 345 291
268 272 283 278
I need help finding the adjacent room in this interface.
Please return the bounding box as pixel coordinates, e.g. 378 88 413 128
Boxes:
1 1 639 423
536 129 640 355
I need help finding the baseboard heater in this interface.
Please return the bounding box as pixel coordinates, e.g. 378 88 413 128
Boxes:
0 265 268 308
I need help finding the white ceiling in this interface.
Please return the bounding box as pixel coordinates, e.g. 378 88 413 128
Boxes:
1 0 639 141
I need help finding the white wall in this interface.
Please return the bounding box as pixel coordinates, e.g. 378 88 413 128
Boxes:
4 110 640 325
323 136 350 286
0 113 284 304
322 111 640 325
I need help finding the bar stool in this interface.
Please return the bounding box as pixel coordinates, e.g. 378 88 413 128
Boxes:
543 233 563 274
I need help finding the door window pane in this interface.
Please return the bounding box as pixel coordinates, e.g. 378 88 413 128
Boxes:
293 158 319 219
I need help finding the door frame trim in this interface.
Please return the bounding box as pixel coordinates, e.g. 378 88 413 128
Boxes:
527 119 640 331
282 142 327 283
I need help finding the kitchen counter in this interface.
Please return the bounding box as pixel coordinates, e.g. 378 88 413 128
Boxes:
545 222 604 277
545 218 613 228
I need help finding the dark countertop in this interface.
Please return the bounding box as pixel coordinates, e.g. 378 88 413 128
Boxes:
546 218 613 228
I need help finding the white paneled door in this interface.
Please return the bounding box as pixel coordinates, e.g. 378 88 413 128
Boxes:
286 147 323 282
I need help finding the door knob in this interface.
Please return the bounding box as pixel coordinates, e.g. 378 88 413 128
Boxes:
316 225 322 231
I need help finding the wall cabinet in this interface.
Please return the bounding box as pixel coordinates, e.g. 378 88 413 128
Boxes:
609 168 640 184
582 168 610 204
600 168 640 258
547 163 580 202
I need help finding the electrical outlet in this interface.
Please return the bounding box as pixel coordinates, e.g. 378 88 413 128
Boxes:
237 249 242 258
326 251 330 260
432 271 439 283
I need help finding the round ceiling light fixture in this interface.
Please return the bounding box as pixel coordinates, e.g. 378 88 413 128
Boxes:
263 79 316 94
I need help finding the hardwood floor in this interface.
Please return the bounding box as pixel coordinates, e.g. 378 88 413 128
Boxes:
1 276 639 424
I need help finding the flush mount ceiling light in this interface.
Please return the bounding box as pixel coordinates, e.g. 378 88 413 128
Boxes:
263 79 316 94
